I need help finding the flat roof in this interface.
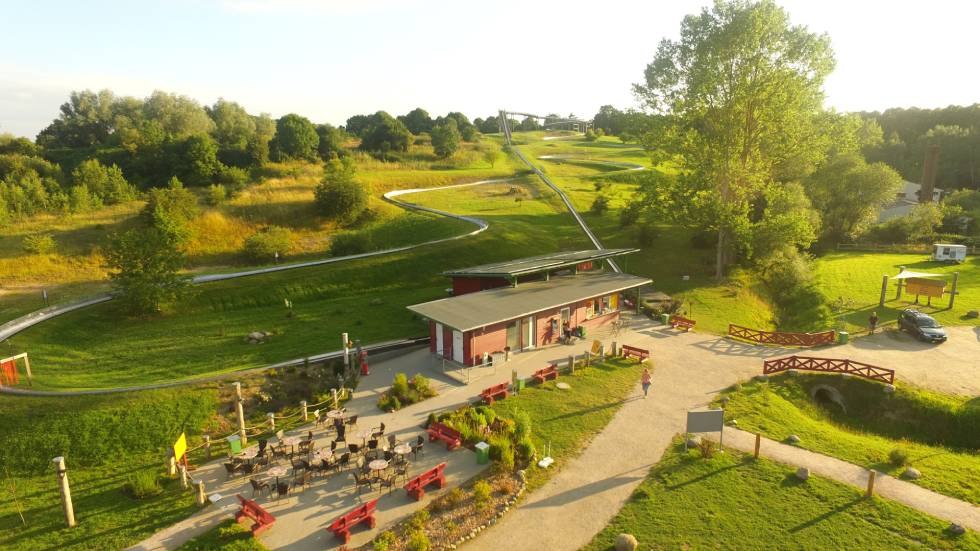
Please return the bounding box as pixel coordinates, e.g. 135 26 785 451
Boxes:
407 272 651 332
442 249 639 279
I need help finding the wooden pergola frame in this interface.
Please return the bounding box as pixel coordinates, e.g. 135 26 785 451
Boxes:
0 352 32 386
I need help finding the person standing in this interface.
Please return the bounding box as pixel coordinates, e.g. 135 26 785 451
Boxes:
869 311 879 334
641 367 652 399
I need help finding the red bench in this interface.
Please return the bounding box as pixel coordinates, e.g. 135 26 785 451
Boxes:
427 422 462 450
234 494 276 536
621 345 649 362
533 364 559 384
404 462 447 501
328 499 379 545
480 382 509 404
670 316 696 331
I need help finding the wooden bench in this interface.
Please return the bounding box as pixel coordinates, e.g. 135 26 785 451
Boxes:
234 494 276 536
404 462 447 501
480 382 509 405
621 345 649 362
670 316 696 331
533 364 559 384
328 499 379 544
427 422 462 450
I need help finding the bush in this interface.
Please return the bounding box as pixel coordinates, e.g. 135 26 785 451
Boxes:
373 530 397 551
217 166 249 194
516 436 536 463
619 201 642 227
408 508 429 530
22 233 56 254
124 470 163 499
406 529 431 551
498 477 519 495
315 156 367 223
412 373 433 397
330 232 373 256
205 183 227 206
697 439 716 459
590 195 610 215
889 447 910 467
426 412 438 428
584 129 598 141
473 480 492 510
513 410 532 441
446 487 465 507
243 226 292 262
392 373 409 397
636 222 658 247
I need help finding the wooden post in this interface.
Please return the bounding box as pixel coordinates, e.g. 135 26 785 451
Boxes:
195 479 206 506
585 352 591 366
179 464 188 489
267 412 275 431
234 382 247 446
611 341 617 357
167 453 176 476
895 267 905 300
52 457 76 528
878 275 889 307
599 345 605 362
949 272 959 309
331 388 339 409
866 470 876 497
568 355 574 373
301 400 308 422
204 435 211 460
342 333 349 367
754 433 761 458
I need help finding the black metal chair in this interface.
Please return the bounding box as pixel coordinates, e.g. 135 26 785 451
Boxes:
292 471 311 493
371 423 386 439
395 460 410 484
250 477 271 497
387 434 398 450
345 414 358 427
367 439 379 451
377 472 397 495
223 462 240 479
352 471 373 496
383 450 394 462
276 482 289 500
411 435 425 460
336 452 351 471
348 443 360 455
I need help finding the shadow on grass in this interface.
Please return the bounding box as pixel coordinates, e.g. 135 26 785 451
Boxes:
541 397 637 423
788 497 864 533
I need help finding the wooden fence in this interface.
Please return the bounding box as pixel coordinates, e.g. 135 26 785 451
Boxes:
763 355 895 384
728 324 835 347
836 243 978 254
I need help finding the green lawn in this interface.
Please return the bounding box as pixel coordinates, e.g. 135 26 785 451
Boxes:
8 176 589 390
585 442 978 550
176 519 268 551
491 357 644 491
718 374 980 504
813 252 980 333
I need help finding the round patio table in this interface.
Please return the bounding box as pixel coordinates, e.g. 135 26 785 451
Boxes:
356 429 373 445
238 447 259 465
327 409 345 419
368 459 389 474
393 444 412 456
266 465 287 487
279 436 300 455
312 449 333 462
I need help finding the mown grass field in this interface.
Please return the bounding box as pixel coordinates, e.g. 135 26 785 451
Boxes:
8 176 590 389
490 357 644 492
585 442 978 550
717 373 980 504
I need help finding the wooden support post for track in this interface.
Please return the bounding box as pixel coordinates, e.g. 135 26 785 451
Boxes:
234 382 247 446
866 470 876 497
754 433 761 458
52 457 76 528
267 412 275 431
301 400 308 422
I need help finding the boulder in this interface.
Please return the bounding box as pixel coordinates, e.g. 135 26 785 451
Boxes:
787 369 799 376
728 419 739 426
902 467 921 480
754 374 769 382
686 436 702 448
948 523 966 535
795 467 810 481
787 434 801 444
614 533 638 551
248 331 265 341
883 384 896 394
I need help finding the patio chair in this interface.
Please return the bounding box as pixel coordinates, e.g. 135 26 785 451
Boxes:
387 434 398 450
291 458 306 472
257 440 268 455
377 472 397 495
411 436 425 460
371 423 386 438
298 440 312 454
271 444 288 462
345 414 358 427
364 449 380 462
243 462 262 476
313 410 324 427
367 439 379 451
316 456 335 477
276 482 290 500
348 443 360 455
292 471 311 493
395 460 410 484
352 471 373 496
336 452 351 471
250 477 271 498
223 462 240 479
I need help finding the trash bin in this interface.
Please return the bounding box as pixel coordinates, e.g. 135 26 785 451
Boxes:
516 378 526 391
226 435 242 455
661 313 670 325
837 331 849 344
475 441 490 465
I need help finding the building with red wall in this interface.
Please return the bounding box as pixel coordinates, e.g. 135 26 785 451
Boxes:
408 250 649 366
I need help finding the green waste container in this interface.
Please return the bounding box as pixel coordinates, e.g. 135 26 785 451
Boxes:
475 441 490 464
516 378 526 391
661 313 670 325
227 435 242 455
838 331 849 344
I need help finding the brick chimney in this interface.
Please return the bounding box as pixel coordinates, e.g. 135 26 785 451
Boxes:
920 144 940 203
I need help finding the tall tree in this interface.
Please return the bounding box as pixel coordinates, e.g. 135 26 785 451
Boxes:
270 114 319 161
635 0 834 277
431 119 461 158
104 226 188 315
316 124 348 160
207 99 257 151
399 108 433 135
358 112 413 156
314 156 366 223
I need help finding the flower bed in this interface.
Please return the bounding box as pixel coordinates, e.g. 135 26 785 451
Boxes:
377 373 437 411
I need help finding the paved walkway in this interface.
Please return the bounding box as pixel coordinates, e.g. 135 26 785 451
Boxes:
722 429 980 532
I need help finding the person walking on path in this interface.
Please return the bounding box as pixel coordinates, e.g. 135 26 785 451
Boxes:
869 311 879 334
641 367 652 398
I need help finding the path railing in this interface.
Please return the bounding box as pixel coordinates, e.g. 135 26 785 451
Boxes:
729 324 835 347
763 355 895 384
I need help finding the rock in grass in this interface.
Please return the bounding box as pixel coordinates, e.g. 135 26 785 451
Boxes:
795 467 810 481
949 523 966 535
902 467 921 480
884 384 896 394
755 375 769 382
787 434 801 444
686 436 702 448
615 533 638 551
787 369 799 376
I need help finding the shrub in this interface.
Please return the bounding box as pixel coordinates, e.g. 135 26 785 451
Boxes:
412 373 433 397
217 166 249 194
243 226 292 262
406 529 431 551
22 233 56 254
124 470 163 500
446 487 465 507
473 480 493 510
513 410 532 440
697 439 716 459
315 156 367 223
205 183 227 206
373 530 397 551
426 412 438 428
889 447 910 467
330 232 372 256
590 195 609 215
392 373 409 397
584 129 598 141
478 406 497 426
498 477 519 495
636 222 658 246
619 201 642 227
516 436 536 463
408 508 429 530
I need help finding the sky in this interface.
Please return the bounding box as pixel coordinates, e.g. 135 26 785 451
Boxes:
1 0 978 138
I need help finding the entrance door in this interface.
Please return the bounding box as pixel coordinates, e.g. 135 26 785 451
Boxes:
523 316 535 349
506 321 519 351
435 323 444 355
452 330 463 363
560 307 570 325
